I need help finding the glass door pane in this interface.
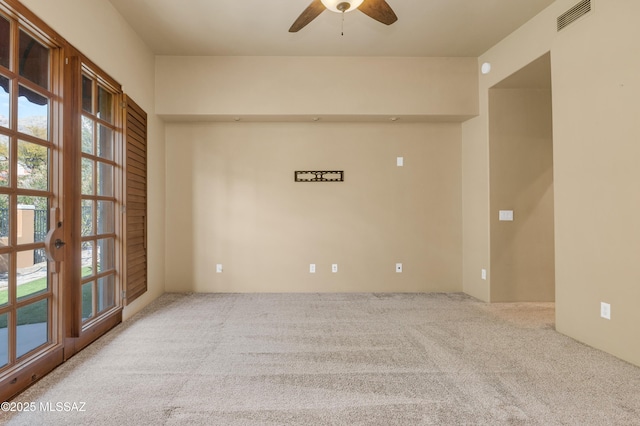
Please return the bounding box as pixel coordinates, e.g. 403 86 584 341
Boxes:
0 16 9 69
0 17 55 374
0 75 9 129
80 72 119 323
16 299 48 358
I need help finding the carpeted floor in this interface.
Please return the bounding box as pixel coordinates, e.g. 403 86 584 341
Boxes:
1 292 639 425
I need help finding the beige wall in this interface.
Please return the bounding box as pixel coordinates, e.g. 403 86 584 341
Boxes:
165 122 462 293
463 0 640 366
21 0 166 319
552 0 640 367
155 56 478 119
489 88 554 302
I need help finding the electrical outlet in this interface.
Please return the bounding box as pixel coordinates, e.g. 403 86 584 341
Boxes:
396 263 403 273
600 302 611 320
331 264 338 273
481 269 487 280
216 264 223 273
309 264 316 274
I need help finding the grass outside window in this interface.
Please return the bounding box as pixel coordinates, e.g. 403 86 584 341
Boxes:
0 267 92 327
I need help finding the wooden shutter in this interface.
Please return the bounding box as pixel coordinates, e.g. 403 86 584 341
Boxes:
122 95 147 305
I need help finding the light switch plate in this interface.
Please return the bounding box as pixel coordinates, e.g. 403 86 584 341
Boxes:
481 269 487 280
216 264 223 273
601 302 611 320
499 210 514 221
397 157 404 167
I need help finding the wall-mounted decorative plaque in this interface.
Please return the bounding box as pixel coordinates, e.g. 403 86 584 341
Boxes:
294 171 344 182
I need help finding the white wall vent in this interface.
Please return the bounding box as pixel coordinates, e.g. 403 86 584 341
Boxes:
557 0 591 31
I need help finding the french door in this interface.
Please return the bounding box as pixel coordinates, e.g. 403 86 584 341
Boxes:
0 7 65 397
0 1 125 400
69 59 123 344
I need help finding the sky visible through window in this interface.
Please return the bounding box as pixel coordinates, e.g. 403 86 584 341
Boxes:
0 85 48 128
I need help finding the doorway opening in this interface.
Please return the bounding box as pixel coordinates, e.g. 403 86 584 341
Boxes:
488 52 555 303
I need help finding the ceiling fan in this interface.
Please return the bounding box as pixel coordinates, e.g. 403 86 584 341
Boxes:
289 0 398 32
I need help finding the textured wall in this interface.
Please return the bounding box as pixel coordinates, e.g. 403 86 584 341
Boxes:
155 56 478 119
165 122 462 293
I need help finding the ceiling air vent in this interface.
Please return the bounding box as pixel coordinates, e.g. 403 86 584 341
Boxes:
557 0 591 31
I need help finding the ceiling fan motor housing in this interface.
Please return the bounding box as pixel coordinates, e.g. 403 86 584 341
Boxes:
321 0 365 13
289 0 397 32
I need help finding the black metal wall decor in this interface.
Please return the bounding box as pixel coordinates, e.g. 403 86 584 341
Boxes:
295 171 344 182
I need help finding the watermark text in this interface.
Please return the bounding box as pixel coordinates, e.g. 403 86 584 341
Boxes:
1 401 86 412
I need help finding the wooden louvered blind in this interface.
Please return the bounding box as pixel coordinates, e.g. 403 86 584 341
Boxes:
123 95 147 305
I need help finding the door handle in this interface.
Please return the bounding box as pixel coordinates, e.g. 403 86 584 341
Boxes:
44 207 65 271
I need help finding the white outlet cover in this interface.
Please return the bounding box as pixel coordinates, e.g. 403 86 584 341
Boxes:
332 264 338 273
216 264 223 273
396 263 403 273
309 264 316 273
397 157 404 167
601 302 611 320
481 269 487 280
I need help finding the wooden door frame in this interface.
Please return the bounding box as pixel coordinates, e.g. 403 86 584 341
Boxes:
0 0 66 402
62 52 123 360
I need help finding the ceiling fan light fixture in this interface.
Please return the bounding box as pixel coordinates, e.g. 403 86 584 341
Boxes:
321 0 365 13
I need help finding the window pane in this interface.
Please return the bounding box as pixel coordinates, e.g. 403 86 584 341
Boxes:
82 282 93 321
82 75 92 113
0 312 7 368
97 86 112 123
97 162 113 196
17 251 48 301
17 140 49 191
97 275 115 313
16 298 48 358
0 134 8 186
0 74 9 129
18 85 48 139
97 200 114 234
97 124 113 160
0 253 8 308
0 16 9 69
19 30 49 89
82 199 94 236
97 238 114 273
82 116 94 154
17 196 48 243
82 158 94 195
81 240 94 278
0 194 8 240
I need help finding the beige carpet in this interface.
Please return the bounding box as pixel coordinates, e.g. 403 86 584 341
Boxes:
2 293 639 425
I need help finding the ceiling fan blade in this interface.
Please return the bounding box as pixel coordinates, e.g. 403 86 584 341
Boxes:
358 0 398 25
289 0 326 32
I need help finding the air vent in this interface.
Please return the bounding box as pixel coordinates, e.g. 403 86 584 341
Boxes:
557 0 591 31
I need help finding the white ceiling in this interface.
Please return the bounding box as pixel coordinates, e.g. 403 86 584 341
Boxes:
107 0 556 57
